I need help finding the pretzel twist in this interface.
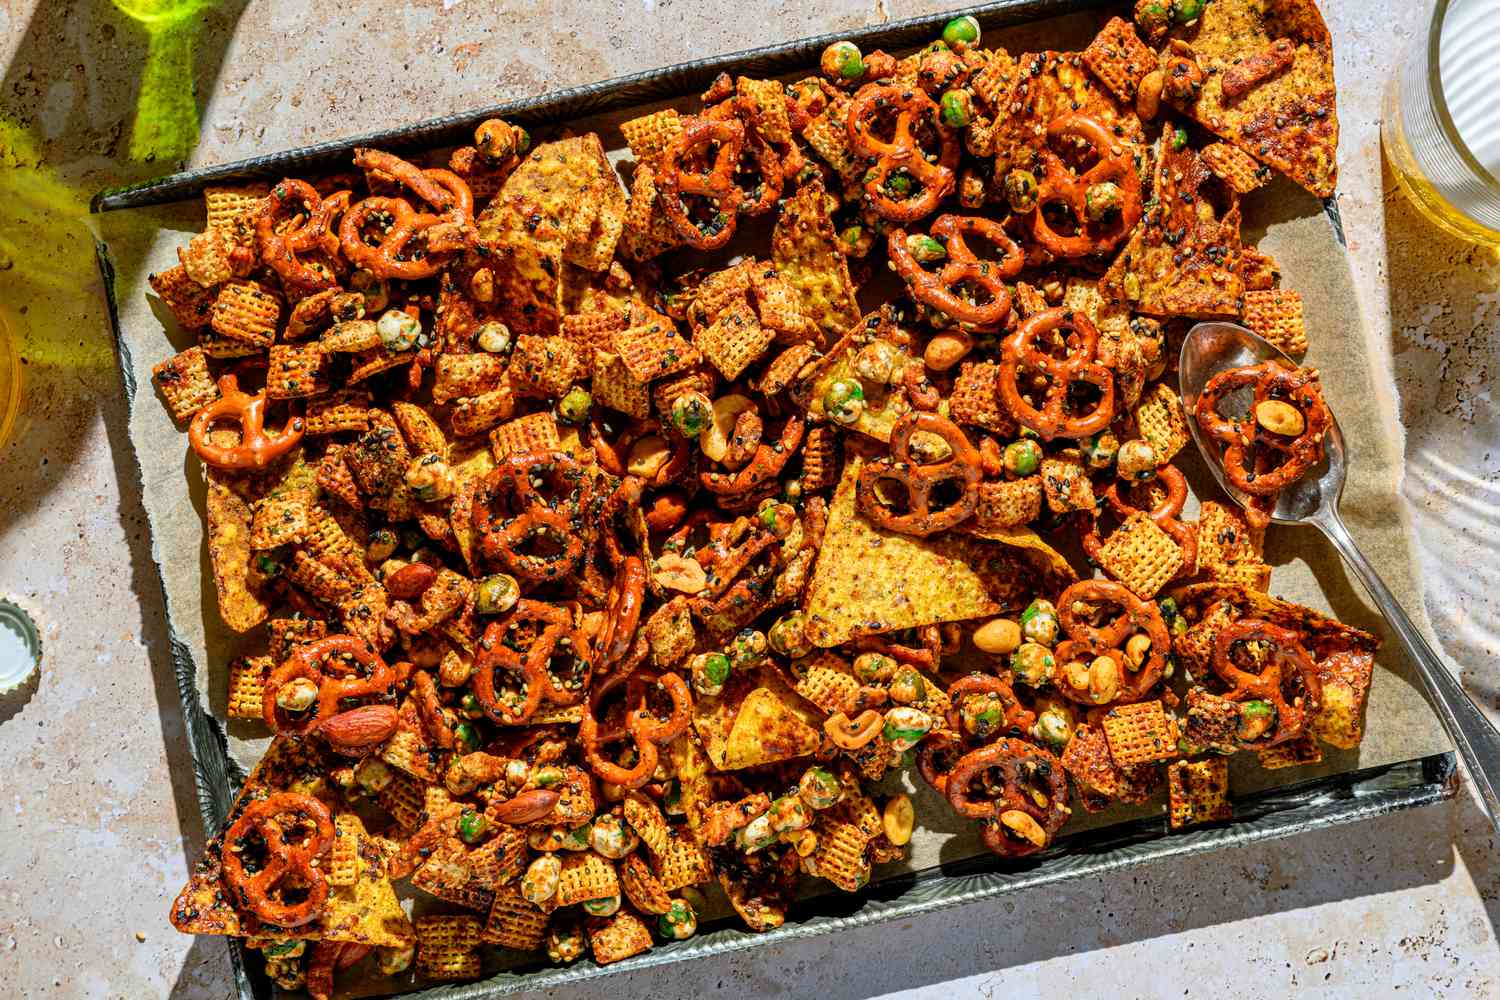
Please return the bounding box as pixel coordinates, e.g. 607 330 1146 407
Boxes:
847 84 959 222
1052 580 1169 706
262 635 396 735
220 792 334 927
1028 113 1142 258
1211 618 1323 747
998 307 1116 441
189 375 305 471
856 411 981 536
339 148 474 279
472 600 593 725
887 215 1024 329
1196 362 1330 497
944 738 1069 857
658 116 747 251
473 451 591 583
257 180 350 291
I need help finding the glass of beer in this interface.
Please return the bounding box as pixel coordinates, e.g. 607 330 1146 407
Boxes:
0 308 20 451
1382 0 1500 247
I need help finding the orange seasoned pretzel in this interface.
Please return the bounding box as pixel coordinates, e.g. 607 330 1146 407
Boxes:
1029 113 1142 258
262 635 396 736
473 451 591 582
856 411 981 536
472 600 593 725
579 661 692 788
257 180 349 292
700 413 805 499
220 792 334 927
703 99 785 215
598 555 647 669
847 83 959 222
1196 362 1331 497
916 728 966 797
945 673 1037 739
1211 619 1323 747
998 307 1115 441
944 738 1069 858
887 215 1024 329
189 374 305 471
852 623 956 672
658 116 747 251
1052 579 1169 706
1100 465 1198 574
338 148 474 280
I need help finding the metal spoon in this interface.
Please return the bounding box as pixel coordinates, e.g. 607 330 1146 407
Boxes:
1180 321 1500 827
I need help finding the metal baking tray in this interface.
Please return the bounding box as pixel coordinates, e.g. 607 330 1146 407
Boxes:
92 1 1458 996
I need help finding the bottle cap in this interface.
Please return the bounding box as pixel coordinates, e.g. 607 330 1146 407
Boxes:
0 599 41 695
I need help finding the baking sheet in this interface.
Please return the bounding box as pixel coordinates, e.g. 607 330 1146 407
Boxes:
93 2 1456 997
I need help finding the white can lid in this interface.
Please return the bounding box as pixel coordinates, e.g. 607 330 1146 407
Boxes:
0 599 41 695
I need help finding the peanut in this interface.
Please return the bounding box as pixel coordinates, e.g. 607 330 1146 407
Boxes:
1255 399 1305 437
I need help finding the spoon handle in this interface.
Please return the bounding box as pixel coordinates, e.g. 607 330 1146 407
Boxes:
1315 506 1500 827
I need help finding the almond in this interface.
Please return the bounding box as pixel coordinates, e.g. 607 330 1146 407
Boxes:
318 704 398 753
489 788 560 825
385 561 437 599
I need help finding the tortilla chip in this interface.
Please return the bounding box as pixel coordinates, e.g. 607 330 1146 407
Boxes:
1102 125 1244 319
474 200 567 337
485 134 625 271
170 738 413 947
693 667 823 771
203 467 272 632
771 180 861 342
1165 0 1338 198
804 459 1064 647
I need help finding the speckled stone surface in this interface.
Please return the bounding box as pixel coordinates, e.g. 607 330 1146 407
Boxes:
1 2 1498 998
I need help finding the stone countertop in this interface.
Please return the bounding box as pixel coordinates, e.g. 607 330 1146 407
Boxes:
2 1 1498 997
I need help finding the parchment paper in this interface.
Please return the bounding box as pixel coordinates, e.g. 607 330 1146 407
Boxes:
95 10 1454 976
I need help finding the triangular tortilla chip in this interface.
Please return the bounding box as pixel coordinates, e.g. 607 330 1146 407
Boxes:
771 179 861 342
1101 125 1245 319
803 459 1056 646
170 737 413 948
965 523 1078 587
693 668 822 771
1165 0 1338 198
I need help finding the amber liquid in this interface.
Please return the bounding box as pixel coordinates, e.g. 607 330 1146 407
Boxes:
0 309 20 451
1384 84 1500 248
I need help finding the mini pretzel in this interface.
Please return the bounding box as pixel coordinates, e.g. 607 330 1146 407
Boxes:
339 148 474 279
189 374 305 471
1052 579 1169 706
658 116 747 251
847 84 959 222
700 413 805 499
824 709 884 750
1029 114 1142 258
472 600 593 725
852 623 955 672
1102 465 1198 574
1196 362 1330 496
579 663 692 788
887 215 1024 329
944 738 1069 857
262 635 396 735
257 180 350 292
944 674 1037 738
856 411 980 536
473 451 591 582
998 307 1116 441
703 98 785 216
1211 618 1323 747
916 728 966 797
220 792 334 927
598 556 647 669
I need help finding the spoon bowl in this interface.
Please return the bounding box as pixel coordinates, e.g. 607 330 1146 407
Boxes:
1179 321 1345 525
1180 321 1500 828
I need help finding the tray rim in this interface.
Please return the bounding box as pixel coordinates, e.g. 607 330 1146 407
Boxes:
91 1 1455 997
